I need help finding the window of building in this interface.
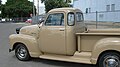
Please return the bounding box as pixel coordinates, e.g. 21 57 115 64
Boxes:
106 5 110 11
67 12 75 26
86 8 88 13
111 4 115 11
45 13 64 26
89 8 91 13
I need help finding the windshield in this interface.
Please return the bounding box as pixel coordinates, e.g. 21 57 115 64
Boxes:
32 15 45 25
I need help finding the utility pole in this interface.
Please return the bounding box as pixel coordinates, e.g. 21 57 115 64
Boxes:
96 11 98 29
37 0 39 23
32 0 36 24
37 0 39 15
0 0 1 17
33 0 35 16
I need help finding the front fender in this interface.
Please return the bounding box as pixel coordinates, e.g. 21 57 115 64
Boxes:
9 34 42 57
91 37 120 64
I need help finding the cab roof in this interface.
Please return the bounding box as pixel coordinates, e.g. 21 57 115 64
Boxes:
48 8 82 13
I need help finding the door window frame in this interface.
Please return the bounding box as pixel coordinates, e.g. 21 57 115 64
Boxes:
67 12 75 26
44 13 64 26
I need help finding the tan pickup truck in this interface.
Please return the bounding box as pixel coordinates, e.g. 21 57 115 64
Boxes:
9 8 120 67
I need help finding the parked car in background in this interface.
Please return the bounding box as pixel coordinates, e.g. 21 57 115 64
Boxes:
32 14 46 24
0 18 6 23
25 19 32 23
16 15 45 34
0 18 14 23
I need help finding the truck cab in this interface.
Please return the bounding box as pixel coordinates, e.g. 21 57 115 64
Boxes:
39 8 86 55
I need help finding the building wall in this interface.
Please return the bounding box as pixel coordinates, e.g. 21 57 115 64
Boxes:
39 6 45 15
73 0 120 22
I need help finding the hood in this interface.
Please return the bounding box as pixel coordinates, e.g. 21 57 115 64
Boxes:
20 25 40 38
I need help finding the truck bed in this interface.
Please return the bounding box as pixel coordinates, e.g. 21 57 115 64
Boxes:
76 29 120 52
76 29 120 35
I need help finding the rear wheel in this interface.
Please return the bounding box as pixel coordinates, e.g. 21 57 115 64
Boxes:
15 44 30 61
98 52 120 67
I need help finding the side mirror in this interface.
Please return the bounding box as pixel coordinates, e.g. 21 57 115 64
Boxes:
39 20 44 24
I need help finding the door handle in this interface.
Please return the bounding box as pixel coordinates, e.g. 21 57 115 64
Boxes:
31 33 36 34
59 28 65 31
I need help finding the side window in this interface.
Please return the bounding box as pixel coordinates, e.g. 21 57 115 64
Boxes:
67 12 75 26
76 12 83 22
45 13 64 26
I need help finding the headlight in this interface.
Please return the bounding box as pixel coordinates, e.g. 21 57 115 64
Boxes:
16 27 22 34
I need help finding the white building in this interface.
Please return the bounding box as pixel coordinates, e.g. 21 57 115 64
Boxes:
39 6 45 15
73 0 120 22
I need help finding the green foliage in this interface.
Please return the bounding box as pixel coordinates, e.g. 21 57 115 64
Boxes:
67 0 71 3
0 5 6 17
1 0 35 18
41 0 70 13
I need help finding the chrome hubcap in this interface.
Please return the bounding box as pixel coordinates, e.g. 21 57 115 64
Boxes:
17 47 27 59
103 56 120 67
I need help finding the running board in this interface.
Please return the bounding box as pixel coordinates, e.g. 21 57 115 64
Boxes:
39 52 92 64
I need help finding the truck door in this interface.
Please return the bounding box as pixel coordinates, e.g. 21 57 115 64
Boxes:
40 13 66 55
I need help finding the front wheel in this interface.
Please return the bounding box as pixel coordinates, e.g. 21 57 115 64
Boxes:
98 52 120 67
15 44 30 61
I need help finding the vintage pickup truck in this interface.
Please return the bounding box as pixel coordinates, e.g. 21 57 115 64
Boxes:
9 8 120 67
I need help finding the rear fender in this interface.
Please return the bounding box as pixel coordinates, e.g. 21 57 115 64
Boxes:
91 38 120 64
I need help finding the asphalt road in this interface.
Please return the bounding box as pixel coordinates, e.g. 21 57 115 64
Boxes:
0 23 96 67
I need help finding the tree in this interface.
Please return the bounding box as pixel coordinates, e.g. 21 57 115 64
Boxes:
1 0 36 18
66 0 71 3
41 0 70 13
0 5 6 18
